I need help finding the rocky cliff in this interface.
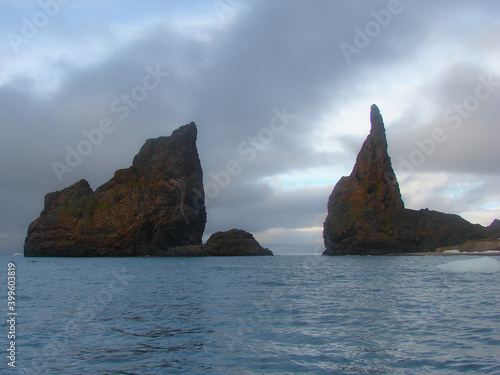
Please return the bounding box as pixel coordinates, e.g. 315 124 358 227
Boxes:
323 105 500 255
24 123 207 257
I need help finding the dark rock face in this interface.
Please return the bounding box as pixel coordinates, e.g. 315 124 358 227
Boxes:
205 229 273 256
486 219 500 237
24 123 207 257
438 238 500 253
153 229 273 256
323 105 499 255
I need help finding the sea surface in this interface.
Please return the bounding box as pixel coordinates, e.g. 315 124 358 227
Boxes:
2 255 499 375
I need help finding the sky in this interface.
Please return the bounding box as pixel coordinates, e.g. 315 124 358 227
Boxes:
0 0 499 256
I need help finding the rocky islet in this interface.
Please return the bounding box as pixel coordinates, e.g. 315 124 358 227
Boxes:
24 123 272 257
323 105 500 255
24 123 207 256
25 108 499 257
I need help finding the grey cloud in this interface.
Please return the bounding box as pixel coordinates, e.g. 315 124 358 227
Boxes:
205 185 331 236
390 64 500 176
1 0 499 254
401 174 500 222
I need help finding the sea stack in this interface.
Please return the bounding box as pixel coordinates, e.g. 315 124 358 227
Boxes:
24 123 207 257
323 105 499 255
155 229 274 256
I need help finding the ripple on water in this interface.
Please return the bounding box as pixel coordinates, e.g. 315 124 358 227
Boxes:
7 256 500 374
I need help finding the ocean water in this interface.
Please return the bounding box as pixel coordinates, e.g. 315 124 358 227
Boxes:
2 255 499 375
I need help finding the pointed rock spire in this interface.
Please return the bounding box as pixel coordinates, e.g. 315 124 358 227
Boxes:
336 104 404 215
369 104 386 137
323 105 495 255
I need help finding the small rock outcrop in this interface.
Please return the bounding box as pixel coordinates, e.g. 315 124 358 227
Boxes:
24 123 207 257
206 229 273 256
323 105 500 255
154 229 273 256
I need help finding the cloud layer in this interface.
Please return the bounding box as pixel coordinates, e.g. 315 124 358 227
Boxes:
1 0 499 254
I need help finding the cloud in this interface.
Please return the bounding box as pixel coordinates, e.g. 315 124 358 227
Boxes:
390 64 500 176
206 184 331 232
1 0 500 254
399 173 500 226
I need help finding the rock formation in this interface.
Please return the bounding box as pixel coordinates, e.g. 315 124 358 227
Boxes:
205 229 273 256
437 238 500 253
24 123 207 257
486 219 500 237
323 105 500 255
154 229 273 256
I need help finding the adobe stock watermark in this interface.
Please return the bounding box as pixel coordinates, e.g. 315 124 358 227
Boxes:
213 0 244 21
51 64 169 183
398 73 500 176
183 107 296 223
339 0 411 64
7 0 71 54
225 246 324 353
29 267 134 374
225 289 278 353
